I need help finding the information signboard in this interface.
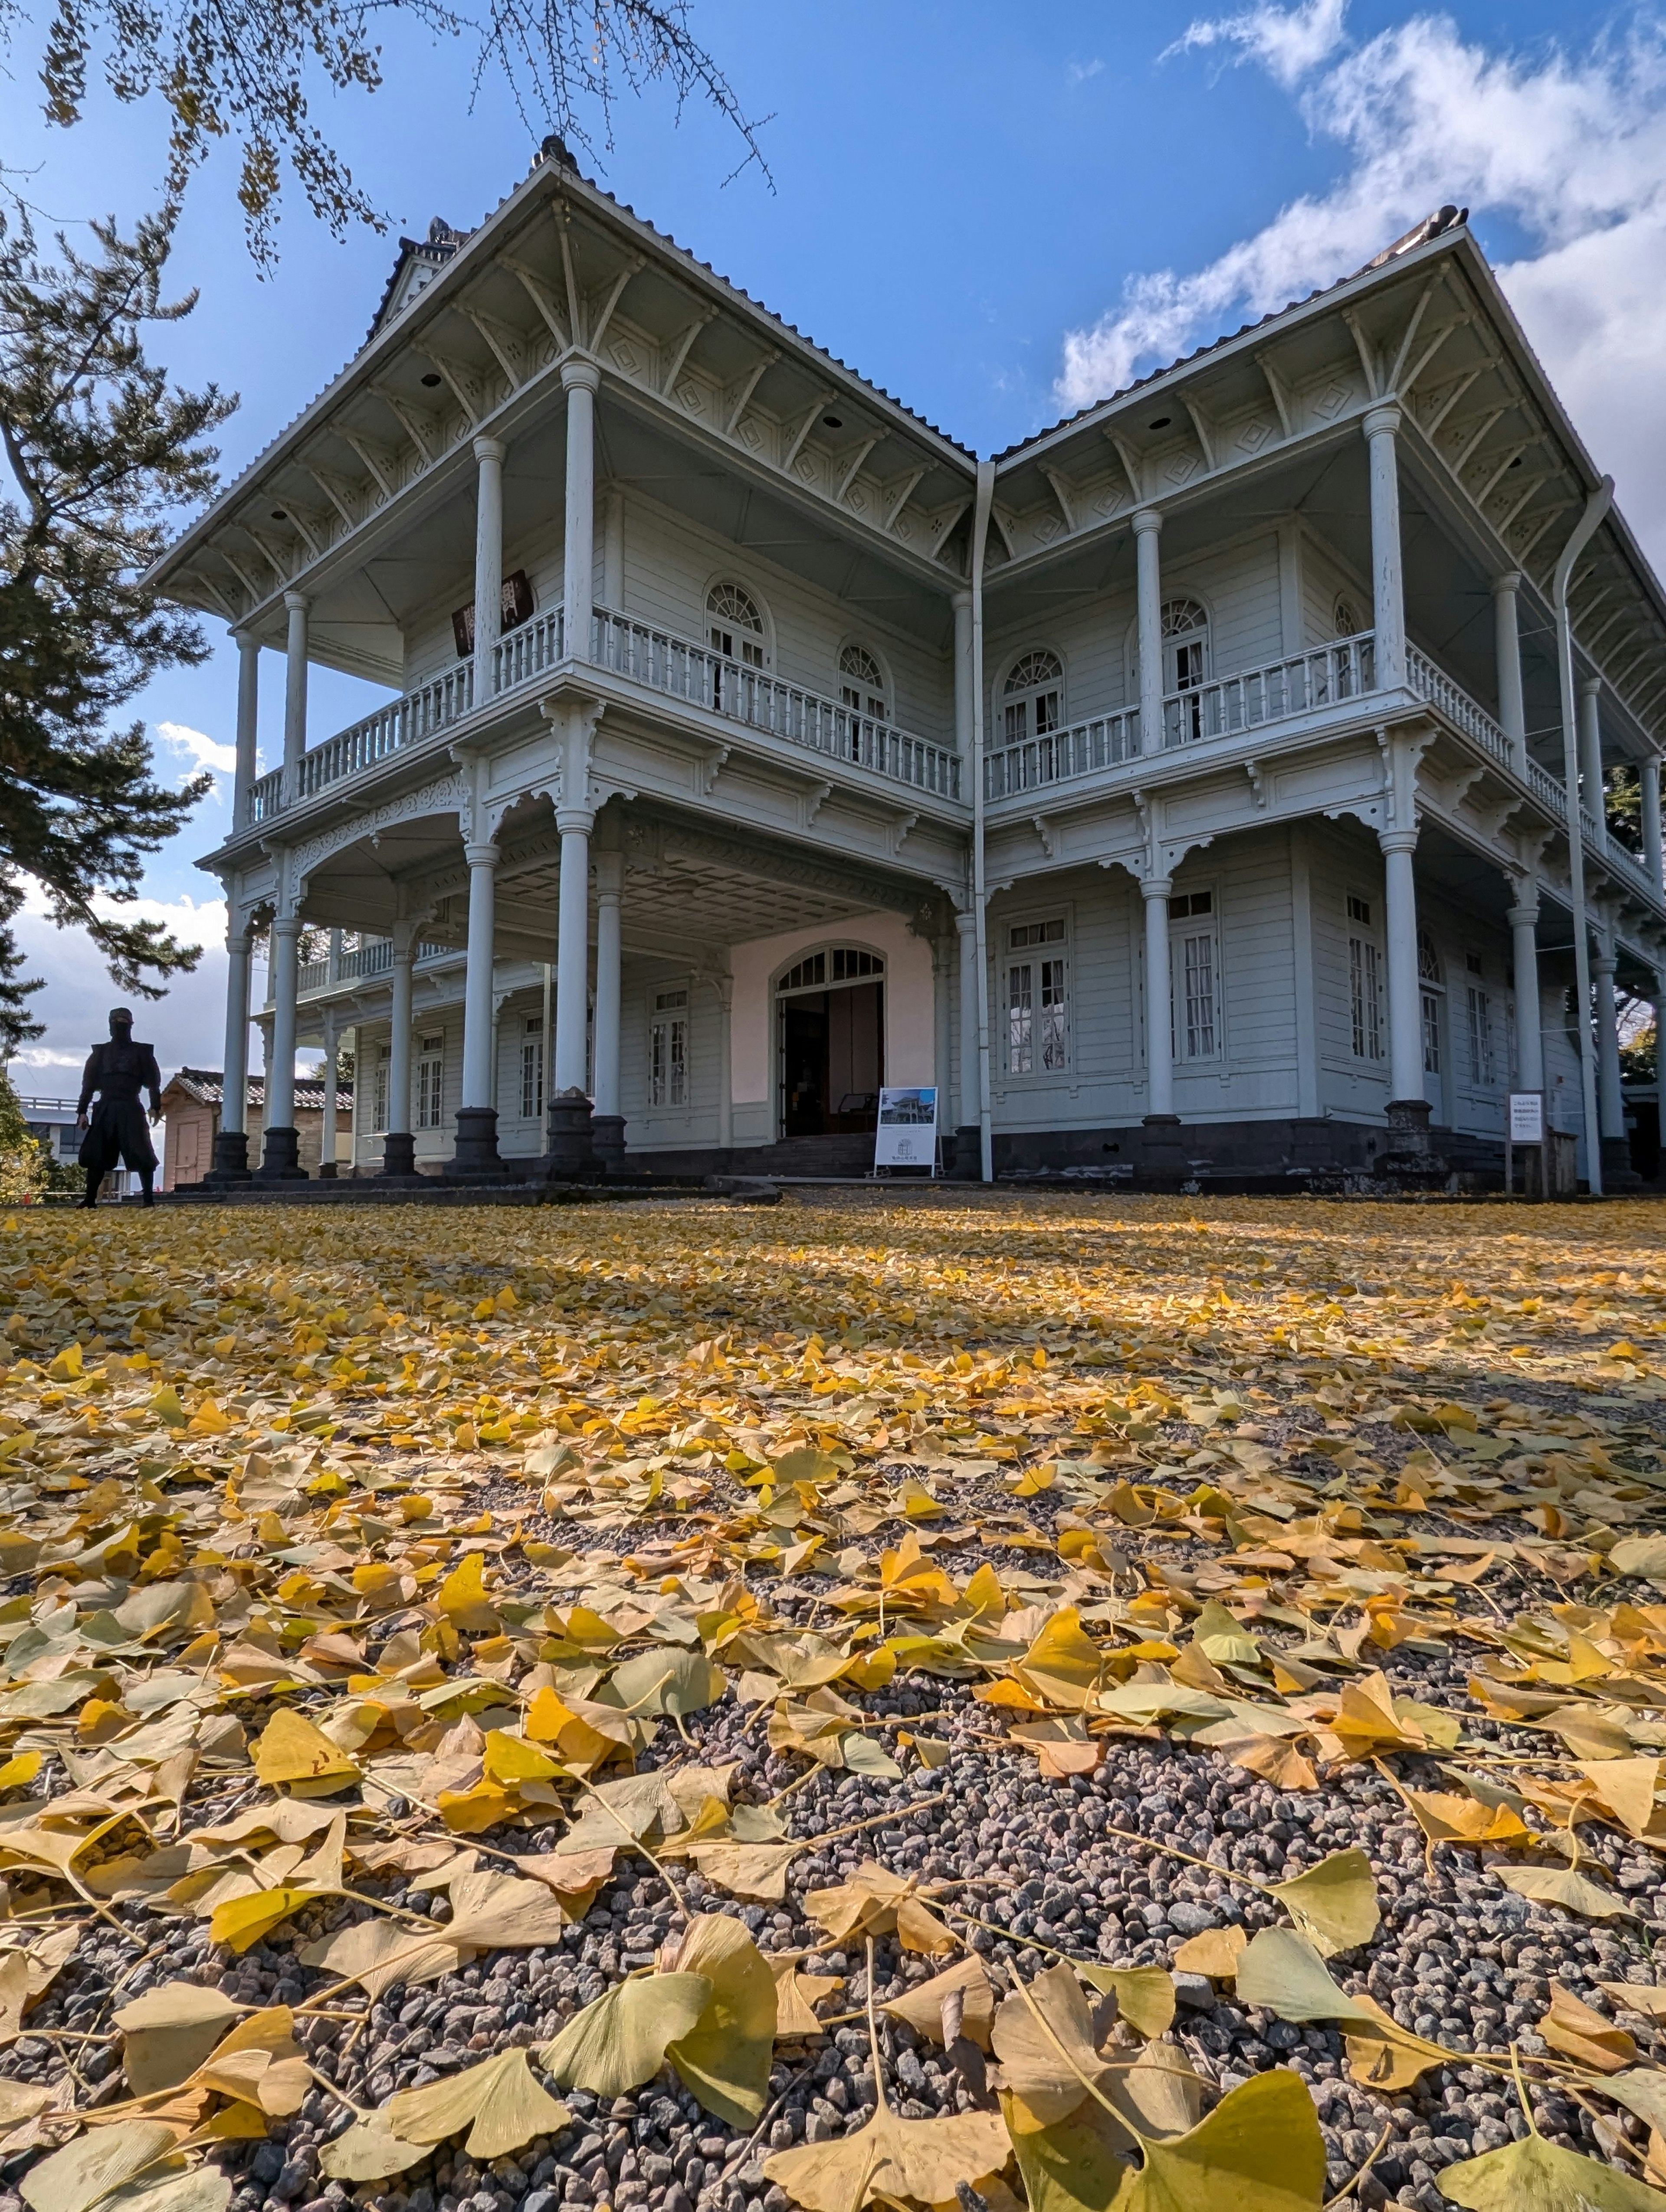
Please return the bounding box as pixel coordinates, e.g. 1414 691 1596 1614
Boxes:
1508 1092 1545 1144
874 1086 939 1171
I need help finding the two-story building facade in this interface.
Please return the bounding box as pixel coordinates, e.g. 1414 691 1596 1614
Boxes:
148 150 1666 1191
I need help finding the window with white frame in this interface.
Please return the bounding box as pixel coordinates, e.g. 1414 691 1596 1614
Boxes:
1418 930 1443 1077
1347 894 1383 1061
373 1042 390 1134
707 582 766 667
1334 593 1362 639
520 1016 544 1121
1003 651 1063 745
1169 890 1220 1061
1007 918 1068 1075
838 644 888 721
1161 600 1211 742
1467 982 1498 1086
416 1033 445 1130
649 989 689 1108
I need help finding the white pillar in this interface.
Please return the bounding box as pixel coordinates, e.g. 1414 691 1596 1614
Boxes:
344 1027 361 1171
268 914 300 1128
1364 406 1406 690
956 907 979 1134
461 843 500 1109
1644 755 1664 895
1595 943 1626 1145
554 808 593 1093
1142 876 1174 1117
1508 894 1545 1094
592 848 623 1119
388 936 414 1135
282 593 308 803
1579 676 1605 827
715 975 734 1151
472 436 505 704
1134 508 1163 751
233 630 259 827
952 591 973 762
1380 829 1423 1106
320 1014 338 1174
222 923 252 1135
1492 571 1526 766
602 484 625 611
563 360 599 662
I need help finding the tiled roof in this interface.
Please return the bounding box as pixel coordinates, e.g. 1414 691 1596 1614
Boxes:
164 1068 352 1114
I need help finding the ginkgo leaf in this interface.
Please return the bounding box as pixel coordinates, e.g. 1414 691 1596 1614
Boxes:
1233 1928 1379 2025
1079 1966 1176 2042
772 1957 843 2037
384 2047 569 2159
882 1957 995 2051
317 2121 434 2185
1536 1986 1638 2073
1496 1865 1637 1920
1266 1849 1380 1957
663 1913 777 2126
541 1973 713 2096
20 2120 179 2212
445 1871 572 1952
250 1709 359 1795
1107 2067 1325 2212
1003 2088 1134 2212
762 2095 1011 2212
682 1840 803 1903
296 1915 456 2000
1440 2130 1666 2210
991 1962 1115 2125
115 1981 243 2097
609 1649 724 1717
99 2173 231 2212
1171 1927 1247 1980
804 1862 954 1954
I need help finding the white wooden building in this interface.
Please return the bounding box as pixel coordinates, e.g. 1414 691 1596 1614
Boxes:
147 150 1666 1190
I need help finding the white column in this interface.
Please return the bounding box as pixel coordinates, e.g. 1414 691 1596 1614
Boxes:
1643 755 1664 895
461 843 500 1109
554 808 594 1093
233 630 259 828
388 936 414 1135
472 435 505 704
956 908 979 1133
592 848 623 1119
1142 877 1174 1117
282 593 308 803
222 923 252 1135
344 1027 361 1170
1492 571 1526 766
1380 829 1423 1106
1579 677 1605 826
602 485 625 611
715 975 734 1150
1134 508 1163 751
1508 893 1545 1094
320 1014 338 1172
1595 942 1626 1146
1364 405 1406 690
268 914 301 1128
952 591 973 760
563 360 599 662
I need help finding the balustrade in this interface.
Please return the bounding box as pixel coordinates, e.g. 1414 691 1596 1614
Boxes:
1164 634 1376 749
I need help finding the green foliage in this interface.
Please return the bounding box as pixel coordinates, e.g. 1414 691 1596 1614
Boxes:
0 208 233 1057
0 1070 46 1205
1606 764 1644 856
1620 1007 1657 1086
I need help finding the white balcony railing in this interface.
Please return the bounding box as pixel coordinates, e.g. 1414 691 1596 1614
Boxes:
1406 646 1512 770
986 709 1140 800
591 609 961 799
246 598 959 821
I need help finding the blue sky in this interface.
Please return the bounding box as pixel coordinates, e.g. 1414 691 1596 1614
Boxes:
8 0 1666 1080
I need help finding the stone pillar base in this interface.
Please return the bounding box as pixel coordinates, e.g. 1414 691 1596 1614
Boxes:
591 1114 627 1173
318 1161 338 1181
447 1106 510 1181
380 1132 420 1181
1139 1113 1189 1181
254 1126 307 1181
1602 1135 1644 1191
1383 1097 1446 1185
541 1088 598 1180
203 1130 252 1185
950 1124 982 1180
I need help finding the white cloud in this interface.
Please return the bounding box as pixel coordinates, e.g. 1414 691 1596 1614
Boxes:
1068 57 1105 84
1056 7 1666 560
156 720 237 778
1164 0 1347 87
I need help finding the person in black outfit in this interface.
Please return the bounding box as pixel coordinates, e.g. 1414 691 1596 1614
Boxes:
76 1009 163 1208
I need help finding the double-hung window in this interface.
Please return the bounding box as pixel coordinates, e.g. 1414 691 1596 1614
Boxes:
1007 919 1068 1075
373 1043 390 1134
416 1034 445 1130
1467 967 1498 1087
520 1017 544 1121
1169 890 1220 1061
1347 894 1383 1061
650 989 689 1108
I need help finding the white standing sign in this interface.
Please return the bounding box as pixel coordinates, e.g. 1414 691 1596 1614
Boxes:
874 1086 939 1170
1508 1091 1545 1144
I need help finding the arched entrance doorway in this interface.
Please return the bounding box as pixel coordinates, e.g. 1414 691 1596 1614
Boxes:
777 947 885 1136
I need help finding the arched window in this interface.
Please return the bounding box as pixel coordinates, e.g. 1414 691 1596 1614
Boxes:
1161 599 1210 694
1334 594 1361 639
839 644 889 721
1003 650 1063 745
1418 930 1443 1088
706 582 766 668
1417 929 1441 983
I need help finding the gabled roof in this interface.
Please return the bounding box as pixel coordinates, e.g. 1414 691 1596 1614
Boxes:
163 1068 352 1113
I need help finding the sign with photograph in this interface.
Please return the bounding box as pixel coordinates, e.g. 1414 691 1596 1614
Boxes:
874 1086 938 1170
1508 1091 1545 1145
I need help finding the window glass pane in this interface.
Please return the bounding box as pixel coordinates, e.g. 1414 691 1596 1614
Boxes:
1183 932 1216 1058
1422 991 1441 1075
1040 957 1068 1070
1008 961 1034 1074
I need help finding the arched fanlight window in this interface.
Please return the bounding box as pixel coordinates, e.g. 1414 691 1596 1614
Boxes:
1334 594 1362 639
839 645 888 720
706 582 766 668
1417 929 1442 984
1003 649 1064 745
